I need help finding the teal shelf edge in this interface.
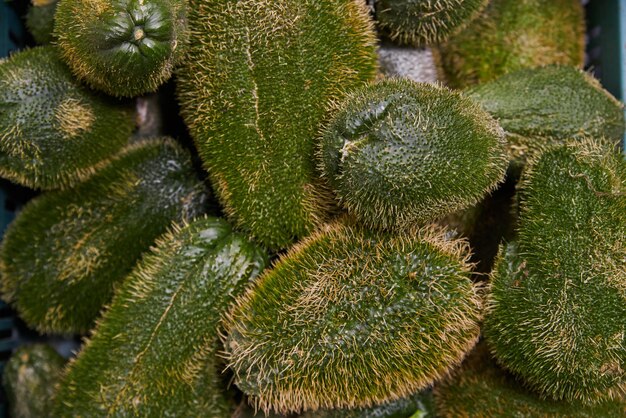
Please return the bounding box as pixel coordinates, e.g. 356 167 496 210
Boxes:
618 0 626 153
0 318 12 333
586 0 626 153
0 1 26 57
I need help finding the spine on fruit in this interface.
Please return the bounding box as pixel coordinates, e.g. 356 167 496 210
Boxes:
54 0 188 97
318 78 507 230
374 0 488 47
0 46 135 190
434 344 626 417
436 0 585 88
484 140 626 404
466 66 625 169
0 139 209 334
53 217 267 417
225 219 482 414
177 0 378 251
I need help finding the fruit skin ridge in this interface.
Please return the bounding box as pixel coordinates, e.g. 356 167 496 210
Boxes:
54 0 188 97
318 78 507 230
53 216 268 417
177 0 378 251
224 219 482 414
0 46 135 190
484 140 626 404
0 139 209 335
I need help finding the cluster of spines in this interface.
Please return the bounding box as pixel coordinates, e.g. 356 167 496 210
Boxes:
177 0 378 251
466 65 625 169
318 78 507 230
374 0 489 47
0 139 209 334
53 217 267 417
224 220 482 414
484 139 626 404
434 343 626 417
54 0 188 97
0 46 135 190
435 0 585 88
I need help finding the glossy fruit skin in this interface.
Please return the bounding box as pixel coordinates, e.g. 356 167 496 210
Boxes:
0 46 134 190
375 0 488 47
225 220 482 414
2 344 66 418
466 66 625 169
177 0 378 251
319 78 507 230
434 344 626 418
53 217 267 417
54 0 187 97
484 141 626 404
437 0 585 89
0 139 209 335
26 0 59 44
